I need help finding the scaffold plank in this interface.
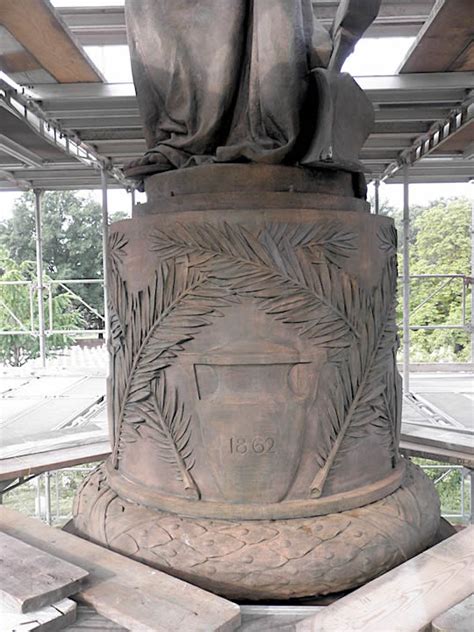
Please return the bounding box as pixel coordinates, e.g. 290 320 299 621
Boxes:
0 508 241 632
294 527 474 632
1 598 76 632
0 532 88 613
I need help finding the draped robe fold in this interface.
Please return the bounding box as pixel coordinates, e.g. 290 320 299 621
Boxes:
125 0 331 169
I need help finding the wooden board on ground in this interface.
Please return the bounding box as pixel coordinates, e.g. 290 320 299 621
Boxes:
1 598 76 632
65 604 324 632
431 594 474 632
64 605 127 631
0 508 241 632
294 526 474 632
0 532 88 613
238 605 323 631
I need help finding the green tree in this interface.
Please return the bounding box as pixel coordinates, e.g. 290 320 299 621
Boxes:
0 248 84 366
0 191 126 329
371 195 470 361
408 197 471 361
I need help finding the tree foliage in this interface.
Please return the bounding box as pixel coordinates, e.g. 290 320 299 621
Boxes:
0 191 470 363
0 191 127 366
0 191 126 329
378 196 471 362
0 248 84 366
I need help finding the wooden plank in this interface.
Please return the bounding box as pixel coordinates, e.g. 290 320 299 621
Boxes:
0 0 103 83
400 422 474 467
1 598 76 632
0 440 110 482
0 508 241 632
238 605 323 631
431 594 474 631
399 0 474 73
294 527 474 632
0 532 88 613
65 605 127 631
431 119 474 155
451 40 474 72
400 439 474 468
401 423 474 454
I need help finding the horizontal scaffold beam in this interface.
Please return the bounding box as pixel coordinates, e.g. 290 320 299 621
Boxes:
59 1 436 45
382 98 474 181
30 73 472 104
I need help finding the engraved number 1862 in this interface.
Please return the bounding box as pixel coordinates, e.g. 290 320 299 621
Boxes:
229 437 275 455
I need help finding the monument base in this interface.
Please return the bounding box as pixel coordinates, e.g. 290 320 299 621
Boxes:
73 460 440 601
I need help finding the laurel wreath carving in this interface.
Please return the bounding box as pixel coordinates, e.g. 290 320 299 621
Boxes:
108 219 399 500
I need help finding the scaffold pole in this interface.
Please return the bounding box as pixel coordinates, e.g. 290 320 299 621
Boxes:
374 179 380 214
34 189 47 367
402 164 410 393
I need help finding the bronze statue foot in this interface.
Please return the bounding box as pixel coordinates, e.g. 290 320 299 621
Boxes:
123 152 174 179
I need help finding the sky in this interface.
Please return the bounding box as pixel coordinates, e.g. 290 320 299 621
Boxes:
0 9 472 220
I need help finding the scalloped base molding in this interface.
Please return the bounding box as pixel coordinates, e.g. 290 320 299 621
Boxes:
72 460 440 600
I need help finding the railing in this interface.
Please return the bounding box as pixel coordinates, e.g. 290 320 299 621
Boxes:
397 274 471 332
0 278 105 336
421 464 471 523
1 461 471 526
1 274 470 339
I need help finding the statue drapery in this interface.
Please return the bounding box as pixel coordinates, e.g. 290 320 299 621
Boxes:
125 0 381 173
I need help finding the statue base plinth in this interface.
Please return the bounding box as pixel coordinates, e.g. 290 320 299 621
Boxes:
73 460 439 600
73 166 440 599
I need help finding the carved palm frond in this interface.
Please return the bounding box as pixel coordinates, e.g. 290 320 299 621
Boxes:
150 222 362 348
377 223 398 257
310 262 398 497
111 259 231 468
132 376 199 499
108 233 129 339
108 232 128 276
262 222 357 267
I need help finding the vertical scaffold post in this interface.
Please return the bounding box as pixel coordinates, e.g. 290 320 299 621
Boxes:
34 189 47 367
470 180 474 363
44 472 52 526
374 179 380 215
101 167 110 342
130 187 136 216
470 469 474 524
402 164 410 393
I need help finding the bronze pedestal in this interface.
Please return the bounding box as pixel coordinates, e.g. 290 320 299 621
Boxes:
73 165 440 599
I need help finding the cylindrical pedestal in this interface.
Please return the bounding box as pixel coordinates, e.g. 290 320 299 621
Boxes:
73 165 440 599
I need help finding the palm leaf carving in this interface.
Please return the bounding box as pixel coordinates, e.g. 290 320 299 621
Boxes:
132 375 199 499
150 222 362 347
110 258 231 471
262 222 357 267
377 223 398 257
107 233 129 447
310 261 399 497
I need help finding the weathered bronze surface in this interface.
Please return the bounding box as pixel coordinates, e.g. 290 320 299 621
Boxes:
73 1 441 600
124 0 381 177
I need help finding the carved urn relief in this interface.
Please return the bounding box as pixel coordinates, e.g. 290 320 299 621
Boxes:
73 165 440 600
